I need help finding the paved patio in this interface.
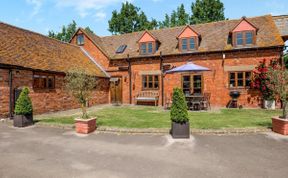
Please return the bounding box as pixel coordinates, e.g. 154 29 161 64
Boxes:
0 123 288 178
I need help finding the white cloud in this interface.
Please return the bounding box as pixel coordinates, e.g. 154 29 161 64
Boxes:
55 0 127 18
94 11 107 21
26 0 44 16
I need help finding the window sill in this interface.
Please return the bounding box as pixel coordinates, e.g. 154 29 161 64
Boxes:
142 88 159 91
33 88 56 92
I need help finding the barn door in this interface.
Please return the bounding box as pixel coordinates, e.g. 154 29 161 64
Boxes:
110 77 122 105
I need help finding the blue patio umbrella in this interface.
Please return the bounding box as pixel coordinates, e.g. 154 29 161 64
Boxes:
165 62 210 73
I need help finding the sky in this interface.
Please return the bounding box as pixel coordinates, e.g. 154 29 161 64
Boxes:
0 0 288 37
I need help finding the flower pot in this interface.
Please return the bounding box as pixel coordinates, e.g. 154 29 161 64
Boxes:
171 121 190 138
272 117 288 135
263 100 275 109
75 118 97 134
13 114 33 127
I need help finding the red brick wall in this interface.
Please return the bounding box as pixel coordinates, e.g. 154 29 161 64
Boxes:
0 69 109 118
109 48 282 108
70 31 110 70
0 69 10 117
69 31 282 108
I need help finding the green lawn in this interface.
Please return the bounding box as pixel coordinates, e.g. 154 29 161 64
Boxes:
36 106 281 129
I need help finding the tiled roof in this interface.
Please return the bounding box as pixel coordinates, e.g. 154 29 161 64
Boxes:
85 15 284 60
0 22 108 77
273 15 288 38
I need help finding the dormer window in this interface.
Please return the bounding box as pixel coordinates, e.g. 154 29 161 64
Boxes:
140 42 155 55
231 18 258 47
77 34 84 45
177 26 199 52
235 31 254 46
180 37 197 51
137 31 159 55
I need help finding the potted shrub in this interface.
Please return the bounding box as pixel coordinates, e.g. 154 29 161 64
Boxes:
267 63 288 135
170 88 190 138
65 69 97 134
253 59 276 109
13 87 33 127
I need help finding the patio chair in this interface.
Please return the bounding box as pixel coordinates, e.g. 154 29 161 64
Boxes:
190 96 202 110
201 93 211 110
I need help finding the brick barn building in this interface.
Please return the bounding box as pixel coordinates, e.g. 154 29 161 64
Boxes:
0 22 110 118
1 14 288 118
70 15 288 108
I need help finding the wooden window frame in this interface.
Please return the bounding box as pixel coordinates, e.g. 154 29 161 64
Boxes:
139 42 156 55
33 72 55 90
228 71 252 89
181 74 203 94
77 34 84 45
233 30 256 47
142 75 159 90
179 37 198 52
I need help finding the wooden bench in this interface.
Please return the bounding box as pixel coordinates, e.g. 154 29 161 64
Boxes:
135 91 159 106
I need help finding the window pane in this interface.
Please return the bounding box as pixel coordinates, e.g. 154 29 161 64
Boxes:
189 38 195 49
182 39 187 50
237 72 244 87
77 34 84 45
245 72 252 88
141 43 146 54
142 76 147 88
236 33 243 45
193 75 202 94
229 73 236 87
154 76 159 89
246 32 253 44
148 75 153 88
48 76 54 89
182 76 190 95
148 43 153 53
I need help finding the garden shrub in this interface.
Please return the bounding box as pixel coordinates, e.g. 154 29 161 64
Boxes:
170 88 189 123
14 87 33 115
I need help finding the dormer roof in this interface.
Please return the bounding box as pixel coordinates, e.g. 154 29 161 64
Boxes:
177 25 200 38
231 17 259 33
137 30 159 43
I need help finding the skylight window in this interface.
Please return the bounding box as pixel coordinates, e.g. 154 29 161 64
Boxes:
116 45 127 54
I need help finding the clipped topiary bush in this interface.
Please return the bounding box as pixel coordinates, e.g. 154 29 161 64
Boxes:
14 87 33 115
170 88 189 123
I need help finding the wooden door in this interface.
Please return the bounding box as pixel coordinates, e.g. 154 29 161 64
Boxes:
110 77 122 104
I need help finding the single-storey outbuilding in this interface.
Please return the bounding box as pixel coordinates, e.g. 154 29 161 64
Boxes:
0 22 110 118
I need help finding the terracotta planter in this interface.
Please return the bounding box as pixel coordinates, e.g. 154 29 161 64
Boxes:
75 118 97 134
272 116 288 135
13 114 33 127
171 121 190 138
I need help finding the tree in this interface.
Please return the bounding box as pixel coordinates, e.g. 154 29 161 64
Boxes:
159 14 171 29
190 0 225 24
159 4 189 28
177 4 190 26
267 63 288 119
65 69 97 119
108 2 157 34
14 87 33 115
284 54 288 69
170 88 189 123
48 21 94 42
